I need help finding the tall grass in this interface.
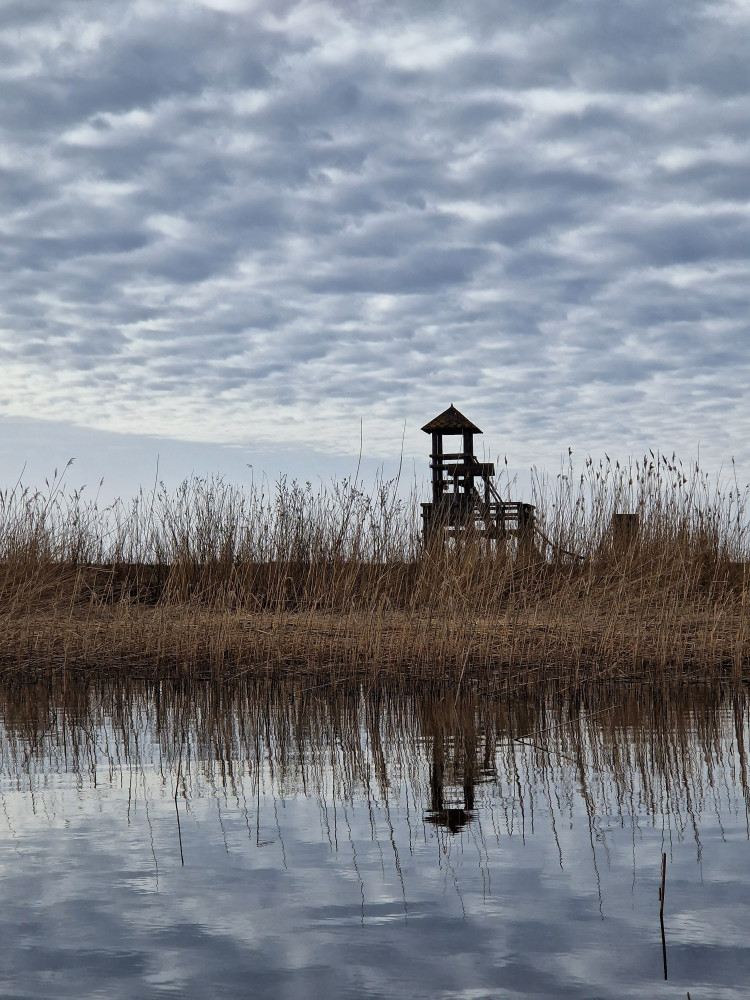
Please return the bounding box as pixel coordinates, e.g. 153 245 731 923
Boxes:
0 454 748 682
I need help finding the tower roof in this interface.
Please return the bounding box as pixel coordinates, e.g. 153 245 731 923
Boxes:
421 405 482 434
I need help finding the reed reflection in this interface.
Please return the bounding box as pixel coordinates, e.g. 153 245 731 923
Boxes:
0 680 749 869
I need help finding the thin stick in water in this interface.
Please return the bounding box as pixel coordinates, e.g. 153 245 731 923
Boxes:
659 851 667 918
174 727 186 866
659 851 668 980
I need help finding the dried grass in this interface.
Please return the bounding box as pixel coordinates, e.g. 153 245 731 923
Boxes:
1 454 749 685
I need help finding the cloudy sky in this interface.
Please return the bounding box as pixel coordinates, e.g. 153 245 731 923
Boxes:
2 0 749 499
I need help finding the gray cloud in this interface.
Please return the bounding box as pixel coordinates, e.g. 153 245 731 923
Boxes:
1 0 749 485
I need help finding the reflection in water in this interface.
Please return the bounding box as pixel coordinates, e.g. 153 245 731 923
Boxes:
5 681 748 840
425 700 477 834
0 679 749 998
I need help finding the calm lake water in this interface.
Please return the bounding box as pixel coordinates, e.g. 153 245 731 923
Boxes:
0 680 748 999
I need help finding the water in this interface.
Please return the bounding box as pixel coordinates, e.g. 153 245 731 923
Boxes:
0 681 748 998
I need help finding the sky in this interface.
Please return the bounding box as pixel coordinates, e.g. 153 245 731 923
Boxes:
2 0 750 502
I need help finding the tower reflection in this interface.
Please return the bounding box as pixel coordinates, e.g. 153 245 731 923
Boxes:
424 704 478 834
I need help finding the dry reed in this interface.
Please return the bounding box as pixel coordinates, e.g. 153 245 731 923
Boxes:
1 454 748 684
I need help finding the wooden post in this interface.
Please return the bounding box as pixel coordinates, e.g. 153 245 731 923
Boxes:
431 431 443 504
611 513 640 551
518 503 536 555
462 429 474 497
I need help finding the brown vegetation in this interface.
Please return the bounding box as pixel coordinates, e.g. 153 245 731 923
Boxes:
1 454 749 686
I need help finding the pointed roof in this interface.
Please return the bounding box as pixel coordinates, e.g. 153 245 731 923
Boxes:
421 405 482 434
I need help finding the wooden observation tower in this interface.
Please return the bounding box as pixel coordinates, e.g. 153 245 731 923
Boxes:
420 405 535 548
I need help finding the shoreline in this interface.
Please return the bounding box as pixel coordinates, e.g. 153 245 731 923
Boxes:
4 601 748 686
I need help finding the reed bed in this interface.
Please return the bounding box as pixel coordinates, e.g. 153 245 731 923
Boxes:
1 454 749 685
